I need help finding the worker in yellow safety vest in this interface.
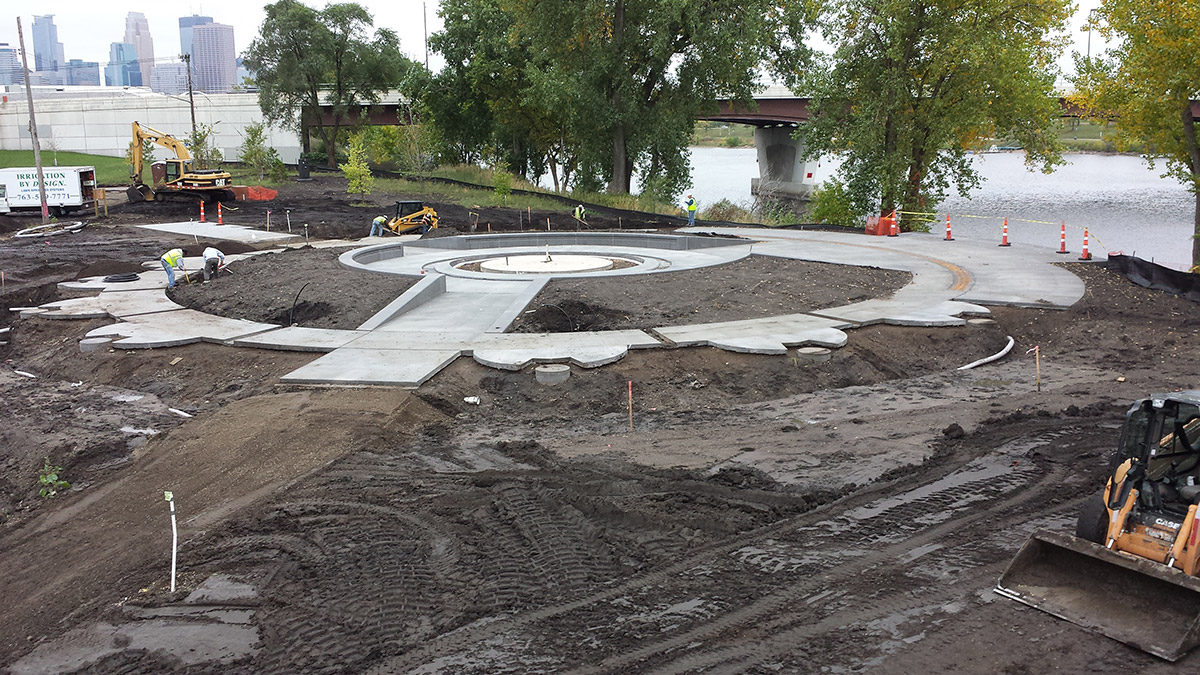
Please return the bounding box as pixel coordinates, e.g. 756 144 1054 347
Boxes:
573 204 586 222
370 215 387 237
160 248 186 289
684 194 697 226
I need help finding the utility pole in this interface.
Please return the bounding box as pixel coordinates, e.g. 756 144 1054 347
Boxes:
423 2 429 70
16 17 49 224
183 53 197 138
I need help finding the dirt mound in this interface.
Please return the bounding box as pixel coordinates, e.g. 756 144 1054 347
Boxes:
168 247 417 329
0 214 22 234
512 257 912 332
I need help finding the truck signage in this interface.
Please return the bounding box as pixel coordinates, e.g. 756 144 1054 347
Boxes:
0 166 95 212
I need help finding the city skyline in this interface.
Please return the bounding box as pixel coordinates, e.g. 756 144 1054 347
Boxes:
1 2 444 80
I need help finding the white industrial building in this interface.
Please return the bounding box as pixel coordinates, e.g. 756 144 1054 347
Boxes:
0 85 302 164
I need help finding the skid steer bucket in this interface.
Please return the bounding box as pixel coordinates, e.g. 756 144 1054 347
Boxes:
996 530 1200 661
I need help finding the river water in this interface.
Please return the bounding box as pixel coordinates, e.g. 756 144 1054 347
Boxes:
685 147 1196 270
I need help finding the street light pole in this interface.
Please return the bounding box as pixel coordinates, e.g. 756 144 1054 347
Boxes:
183 53 197 138
16 17 49 224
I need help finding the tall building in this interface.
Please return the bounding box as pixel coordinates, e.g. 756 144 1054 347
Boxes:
150 61 189 94
104 42 142 87
0 43 21 86
31 15 65 74
179 15 213 60
124 12 155 88
65 59 101 86
192 23 235 93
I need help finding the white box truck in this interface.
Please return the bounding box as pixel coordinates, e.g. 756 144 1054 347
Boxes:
0 166 97 216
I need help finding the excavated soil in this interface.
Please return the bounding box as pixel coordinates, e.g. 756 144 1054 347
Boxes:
2 175 1200 674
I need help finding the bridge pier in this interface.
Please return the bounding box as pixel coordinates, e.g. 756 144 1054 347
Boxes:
751 126 816 204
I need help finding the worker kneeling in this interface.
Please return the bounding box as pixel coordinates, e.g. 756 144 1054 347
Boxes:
202 246 226 282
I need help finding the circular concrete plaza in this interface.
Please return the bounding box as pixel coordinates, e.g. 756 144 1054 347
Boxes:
338 232 751 279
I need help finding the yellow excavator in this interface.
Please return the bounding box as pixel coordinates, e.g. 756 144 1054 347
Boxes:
127 121 235 203
997 392 1200 661
387 200 439 234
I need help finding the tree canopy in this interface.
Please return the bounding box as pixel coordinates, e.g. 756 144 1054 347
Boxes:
1070 0 1200 268
244 0 417 167
803 0 1071 226
427 0 815 198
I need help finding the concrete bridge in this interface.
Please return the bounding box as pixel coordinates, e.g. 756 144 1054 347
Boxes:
702 86 815 202
704 89 1200 203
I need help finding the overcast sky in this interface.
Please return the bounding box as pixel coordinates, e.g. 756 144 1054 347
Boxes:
1 1 444 71
2 1 1107 83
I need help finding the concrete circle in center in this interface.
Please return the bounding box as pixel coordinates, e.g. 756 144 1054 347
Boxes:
479 254 615 274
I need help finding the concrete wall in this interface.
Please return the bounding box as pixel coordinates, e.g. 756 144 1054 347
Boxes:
752 126 815 200
0 87 301 164
405 232 744 252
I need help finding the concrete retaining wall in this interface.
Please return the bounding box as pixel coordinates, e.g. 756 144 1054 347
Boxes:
404 232 744 252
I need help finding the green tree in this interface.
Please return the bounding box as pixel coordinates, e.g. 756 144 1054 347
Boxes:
1071 0 1200 268
244 0 416 168
239 121 281 180
494 0 815 196
804 0 1071 225
428 0 549 179
343 131 374 198
187 123 223 170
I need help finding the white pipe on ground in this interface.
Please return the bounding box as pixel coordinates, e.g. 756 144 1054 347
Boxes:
957 336 1016 371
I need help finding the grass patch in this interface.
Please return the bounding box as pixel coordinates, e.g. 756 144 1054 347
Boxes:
692 121 756 148
408 165 681 216
0 150 131 186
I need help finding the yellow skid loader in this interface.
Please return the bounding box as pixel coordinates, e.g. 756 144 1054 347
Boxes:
387 200 439 234
997 392 1200 661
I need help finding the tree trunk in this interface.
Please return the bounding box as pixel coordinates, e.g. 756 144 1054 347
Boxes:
610 124 631 193
300 108 312 155
606 0 630 194
324 118 341 169
1183 101 1200 269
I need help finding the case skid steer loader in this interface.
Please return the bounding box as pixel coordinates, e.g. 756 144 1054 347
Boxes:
997 392 1200 661
387 201 439 234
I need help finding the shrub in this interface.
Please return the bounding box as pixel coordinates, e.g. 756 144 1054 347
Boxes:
703 198 753 222
809 179 860 228
38 458 69 498
343 133 374 198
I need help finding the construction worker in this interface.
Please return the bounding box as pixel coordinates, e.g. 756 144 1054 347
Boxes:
573 204 587 222
160 248 185 289
202 246 226 282
370 215 387 237
684 194 698 226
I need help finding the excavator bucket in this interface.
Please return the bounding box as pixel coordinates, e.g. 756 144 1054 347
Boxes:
126 184 153 203
996 530 1200 661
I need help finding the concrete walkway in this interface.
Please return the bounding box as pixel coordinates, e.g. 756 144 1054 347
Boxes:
37 226 1087 388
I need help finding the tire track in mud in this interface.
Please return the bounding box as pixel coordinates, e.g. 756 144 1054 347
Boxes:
369 430 1082 673
572 440 1068 673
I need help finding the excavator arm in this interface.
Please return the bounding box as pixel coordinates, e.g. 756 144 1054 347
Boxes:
130 121 192 184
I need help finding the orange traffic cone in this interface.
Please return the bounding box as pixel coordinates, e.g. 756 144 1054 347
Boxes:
944 214 954 241
1056 221 1069 254
217 202 224 225
1079 228 1092 260
199 201 206 223
999 218 1010 247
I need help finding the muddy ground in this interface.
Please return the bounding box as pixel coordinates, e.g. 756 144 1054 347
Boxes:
1 175 1200 673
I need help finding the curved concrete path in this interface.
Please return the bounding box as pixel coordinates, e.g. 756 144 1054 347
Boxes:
37 227 1086 388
